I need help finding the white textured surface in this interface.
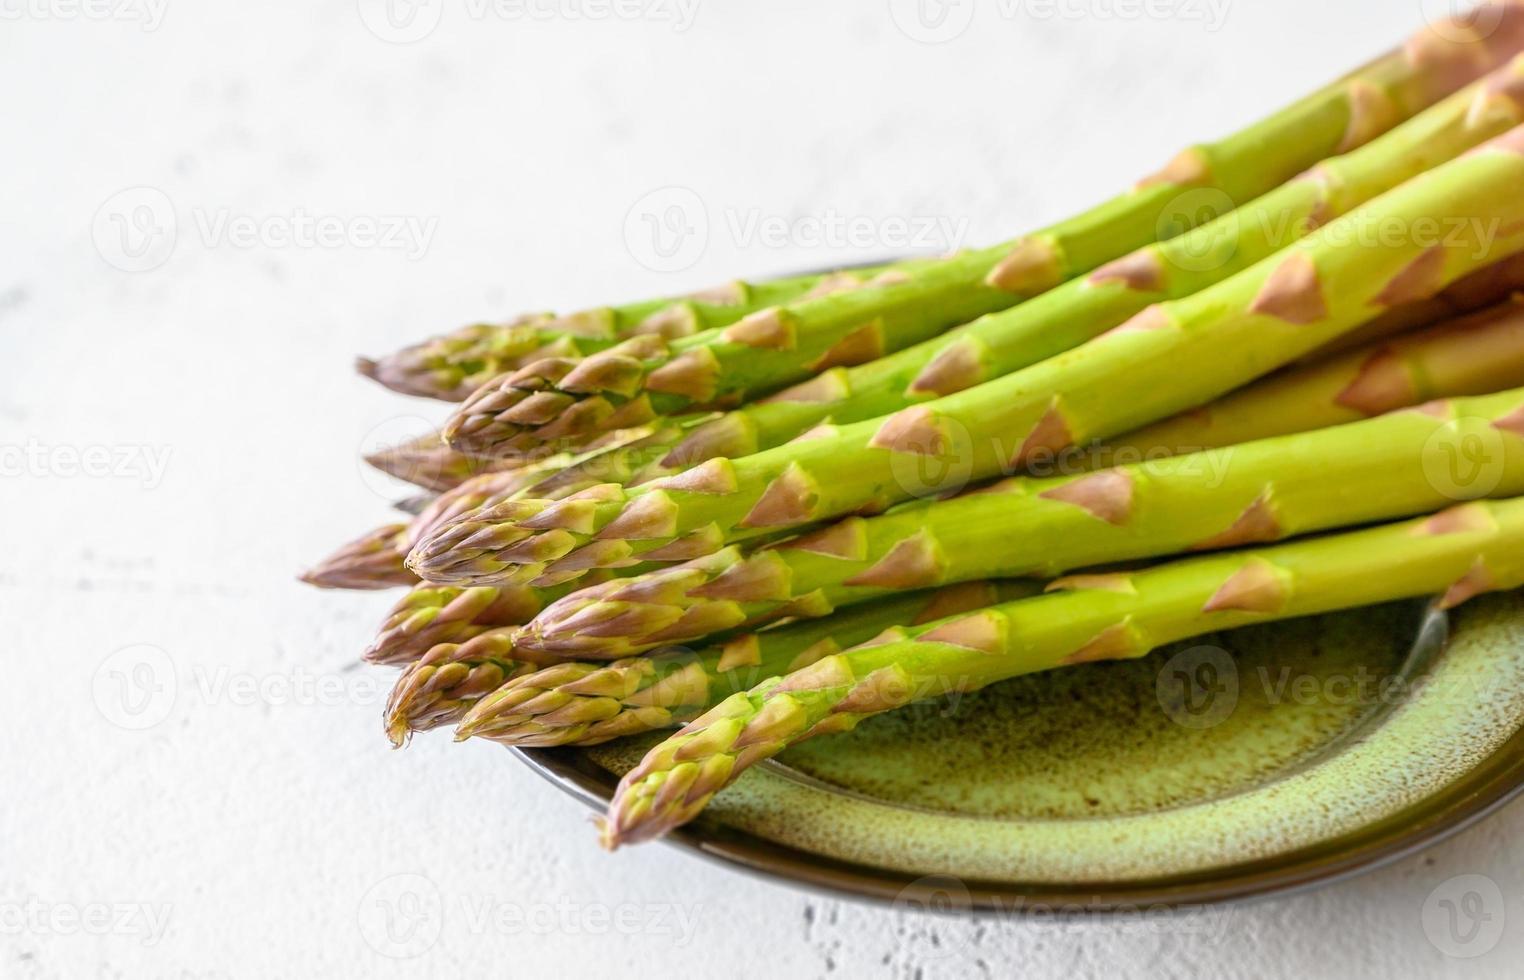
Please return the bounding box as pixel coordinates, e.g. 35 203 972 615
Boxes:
4 1 1524 976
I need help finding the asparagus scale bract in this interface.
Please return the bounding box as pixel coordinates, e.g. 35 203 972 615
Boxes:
510 387 1524 658
412 127 1524 588
1110 293 1524 456
441 4 1524 460
601 496 1524 846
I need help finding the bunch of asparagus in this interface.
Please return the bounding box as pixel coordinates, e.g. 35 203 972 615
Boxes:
308 1 1524 849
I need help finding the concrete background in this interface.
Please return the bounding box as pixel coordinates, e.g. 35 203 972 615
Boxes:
4 0 1523 976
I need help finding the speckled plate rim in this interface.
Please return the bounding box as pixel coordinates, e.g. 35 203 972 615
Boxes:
513 594 1524 913
514 726 1524 913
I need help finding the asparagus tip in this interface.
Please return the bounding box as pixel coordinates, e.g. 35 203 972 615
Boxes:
299 524 413 591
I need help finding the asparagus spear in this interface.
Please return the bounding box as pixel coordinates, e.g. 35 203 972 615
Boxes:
299 523 416 590
511 415 714 501
455 49 1524 463
442 10 1524 459
410 128 1524 588
365 582 603 666
306 418 684 592
357 268 895 401
362 431 533 493
383 640 532 742
384 581 1037 746
302 465 555 592
601 497 1524 846
510 387 1524 657
442 269 917 457
1107 294 1524 458
385 249 1524 502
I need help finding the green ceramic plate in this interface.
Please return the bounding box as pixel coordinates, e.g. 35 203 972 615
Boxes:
516 591 1524 911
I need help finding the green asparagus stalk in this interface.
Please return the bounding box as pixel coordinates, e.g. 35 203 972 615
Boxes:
509 387 1524 658
399 249 1524 499
441 9 1524 459
1302 250 1524 359
385 581 1037 746
463 51 1524 466
442 268 917 457
1105 294 1524 459
410 128 1524 588
601 496 1524 846
357 268 896 401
